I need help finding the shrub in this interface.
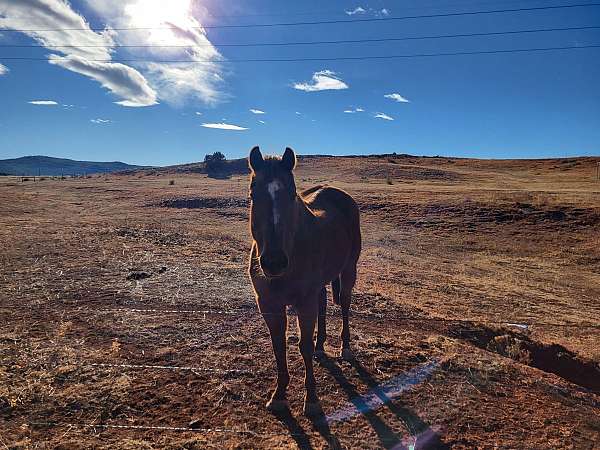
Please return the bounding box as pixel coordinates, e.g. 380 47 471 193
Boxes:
204 151 226 173
169 179 175 186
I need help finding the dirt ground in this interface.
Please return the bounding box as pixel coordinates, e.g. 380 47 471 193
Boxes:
1 155 599 449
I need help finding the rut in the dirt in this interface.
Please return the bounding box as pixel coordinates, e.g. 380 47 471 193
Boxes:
450 323 600 393
155 196 248 209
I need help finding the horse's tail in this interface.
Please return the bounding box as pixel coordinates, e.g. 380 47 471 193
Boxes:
331 276 341 305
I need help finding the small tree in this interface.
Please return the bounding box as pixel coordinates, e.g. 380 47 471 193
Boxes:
204 151 226 173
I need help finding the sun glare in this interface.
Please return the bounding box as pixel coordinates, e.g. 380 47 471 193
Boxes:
125 0 200 45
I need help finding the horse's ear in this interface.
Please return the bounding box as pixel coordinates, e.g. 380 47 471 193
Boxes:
281 147 296 171
249 146 264 172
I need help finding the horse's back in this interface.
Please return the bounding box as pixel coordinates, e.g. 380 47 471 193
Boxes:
301 185 358 218
301 185 361 253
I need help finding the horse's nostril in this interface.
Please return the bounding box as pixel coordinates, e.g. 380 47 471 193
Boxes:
260 253 288 275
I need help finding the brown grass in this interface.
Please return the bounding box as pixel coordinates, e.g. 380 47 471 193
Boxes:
0 155 599 448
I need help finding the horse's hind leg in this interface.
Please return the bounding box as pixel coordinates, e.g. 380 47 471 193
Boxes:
315 287 327 357
340 263 357 360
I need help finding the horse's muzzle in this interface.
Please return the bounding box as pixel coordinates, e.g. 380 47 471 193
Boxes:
260 252 289 278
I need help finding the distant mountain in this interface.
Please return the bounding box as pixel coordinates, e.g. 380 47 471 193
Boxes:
0 155 143 176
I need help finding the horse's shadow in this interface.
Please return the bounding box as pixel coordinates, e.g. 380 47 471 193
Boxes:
271 355 448 450
271 409 314 449
272 406 343 450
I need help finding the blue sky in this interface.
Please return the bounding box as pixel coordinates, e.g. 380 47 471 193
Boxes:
0 0 599 166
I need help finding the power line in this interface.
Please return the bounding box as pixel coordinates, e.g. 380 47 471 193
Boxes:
0 25 597 49
1 3 599 32
200 0 561 19
1 44 598 63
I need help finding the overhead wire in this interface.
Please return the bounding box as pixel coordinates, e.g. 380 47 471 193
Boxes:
1 3 599 32
1 44 599 64
0 25 597 48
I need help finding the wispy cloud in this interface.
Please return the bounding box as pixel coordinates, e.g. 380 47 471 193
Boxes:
195 111 203 116
0 0 158 107
249 108 265 114
1 0 225 107
85 0 225 106
201 122 248 131
293 70 349 92
28 100 58 105
345 6 366 15
344 107 364 113
258 120 265 124
90 118 111 124
384 93 410 103
0 63 8 75
295 111 302 115
374 112 394 121
49 55 157 107
346 6 389 17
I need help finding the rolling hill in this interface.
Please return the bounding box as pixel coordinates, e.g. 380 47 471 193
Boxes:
0 155 143 176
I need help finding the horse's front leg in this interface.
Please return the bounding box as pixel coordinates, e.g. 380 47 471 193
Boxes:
261 304 290 411
296 302 322 416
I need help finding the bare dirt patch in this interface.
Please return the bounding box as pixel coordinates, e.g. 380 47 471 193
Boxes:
358 164 464 182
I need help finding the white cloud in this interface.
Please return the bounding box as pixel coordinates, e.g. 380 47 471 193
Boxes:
201 122 248 131
0 63 8 75
345 6 366 15
293 70 349 92
381 8 390 16
90 118 111 124
195 111 203 115
0 0 225 107
295 111 301 115
258 120 265 124
384 93 410 103
0 0 158 107
28 100 58 105
344 107 364 113
49 55 157 107
62 104 75 107
84 0 225 106
374 112 394 121
250 109 265 114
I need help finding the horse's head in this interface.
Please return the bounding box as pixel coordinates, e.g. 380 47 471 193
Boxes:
248 146 297 279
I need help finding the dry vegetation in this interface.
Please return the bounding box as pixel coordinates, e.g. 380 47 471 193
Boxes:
1 155 599 449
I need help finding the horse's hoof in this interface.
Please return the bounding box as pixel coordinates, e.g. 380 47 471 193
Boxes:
266 398 289 412
303 401 324 417
341 348 354 360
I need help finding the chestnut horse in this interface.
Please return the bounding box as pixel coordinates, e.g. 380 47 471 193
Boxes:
247 146 361 416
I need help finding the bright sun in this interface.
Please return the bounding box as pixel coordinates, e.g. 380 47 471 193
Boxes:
125 0 198 44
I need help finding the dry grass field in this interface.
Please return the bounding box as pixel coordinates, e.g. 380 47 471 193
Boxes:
1 154 599 449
